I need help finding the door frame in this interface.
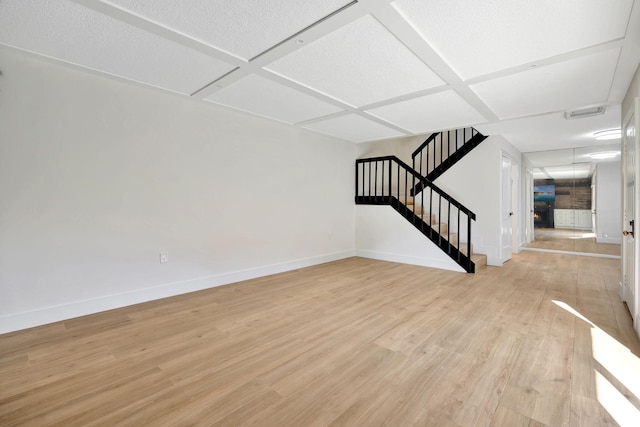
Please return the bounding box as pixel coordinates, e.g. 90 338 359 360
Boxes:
501 153 514 263
621 97 640 337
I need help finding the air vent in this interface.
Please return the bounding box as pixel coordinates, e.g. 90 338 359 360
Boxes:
564 106 606 120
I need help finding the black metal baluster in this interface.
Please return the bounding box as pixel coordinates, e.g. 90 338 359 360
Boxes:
388 160 392 199
420 179 424 222
368 162 372 197
447 200 451 251
467 214 472 267
439 135 443 170
429 188 433 238
404 170 408 206
427 141 431 176
457 208 461 259
397 161 400 201
438 194 442 242
374 161 378 201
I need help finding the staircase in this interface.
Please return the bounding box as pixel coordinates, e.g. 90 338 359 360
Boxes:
355 127 487 273
411 127 488 196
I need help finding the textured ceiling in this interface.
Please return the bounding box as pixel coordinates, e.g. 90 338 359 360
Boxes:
0 0 638 153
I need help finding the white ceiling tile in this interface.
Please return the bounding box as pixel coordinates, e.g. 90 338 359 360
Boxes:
103 0 353 60
302 114 405 143
0 0 234 94
393 0 634 79
475 107 621 153
470 48 620 120
367 91 486 133
204 74 343 124
266 15 444 107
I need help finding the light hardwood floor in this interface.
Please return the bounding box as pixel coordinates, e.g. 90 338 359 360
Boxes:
527 228 621 256
1 253 639 426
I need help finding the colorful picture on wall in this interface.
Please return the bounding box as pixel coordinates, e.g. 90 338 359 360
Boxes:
533 184 555 202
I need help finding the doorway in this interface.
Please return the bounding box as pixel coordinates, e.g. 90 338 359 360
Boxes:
501 154 513 263
523 145 622 257
622 99 639 335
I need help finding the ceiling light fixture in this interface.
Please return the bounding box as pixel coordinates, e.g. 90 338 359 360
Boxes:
593 129 621 140
589 151 619 160
564 106 606 120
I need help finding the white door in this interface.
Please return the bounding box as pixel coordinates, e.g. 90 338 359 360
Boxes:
621 100 638 335
525 171 534 244
502 155 513 263
591 183 596 234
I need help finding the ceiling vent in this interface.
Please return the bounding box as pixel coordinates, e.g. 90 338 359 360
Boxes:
564 106 606 120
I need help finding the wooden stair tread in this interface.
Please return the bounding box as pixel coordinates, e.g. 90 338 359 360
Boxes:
471 253 487 271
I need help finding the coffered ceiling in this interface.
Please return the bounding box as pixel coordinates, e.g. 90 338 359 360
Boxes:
1 0 638 152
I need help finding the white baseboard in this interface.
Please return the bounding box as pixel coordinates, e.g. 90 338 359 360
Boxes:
355 249 465 273
520 247 621 259
0 250 355 335
596 237 622 244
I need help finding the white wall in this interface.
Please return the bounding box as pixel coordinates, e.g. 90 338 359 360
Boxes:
0 46 356 333
436 135 522 265
355 205 464 272
595 161 622 243
357 134 425 164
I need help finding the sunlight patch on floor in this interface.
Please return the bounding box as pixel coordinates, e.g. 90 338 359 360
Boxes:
568 232 596 240
595 371 640 426
553 300 640 425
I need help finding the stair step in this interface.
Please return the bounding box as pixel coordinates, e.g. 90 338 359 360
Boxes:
471 253 487 271
431 223 448 235
392 194 414 205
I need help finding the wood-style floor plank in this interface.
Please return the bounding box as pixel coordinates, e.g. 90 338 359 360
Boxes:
1 253 639 426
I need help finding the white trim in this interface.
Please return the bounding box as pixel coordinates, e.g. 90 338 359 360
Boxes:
355 249 465 273
0 250 355 334
596 237 623 244
521 246 621 259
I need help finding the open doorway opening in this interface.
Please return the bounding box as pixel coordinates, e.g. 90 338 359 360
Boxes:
524 145 622 257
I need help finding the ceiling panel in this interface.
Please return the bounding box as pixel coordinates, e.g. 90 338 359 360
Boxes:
367 90 486 133
534 164 594 180
0 0 234 95
204 74 343 124
470 48 620 120
302 114 405 143
103 0 353 60
476 107 622 153
266 15 444 107
393 0 634 80
526 145 621 167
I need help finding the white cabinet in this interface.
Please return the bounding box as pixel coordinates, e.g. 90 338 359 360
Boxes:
554 209 592 230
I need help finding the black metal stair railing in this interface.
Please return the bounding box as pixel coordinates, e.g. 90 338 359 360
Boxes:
410 127 488 195
355 155 476 273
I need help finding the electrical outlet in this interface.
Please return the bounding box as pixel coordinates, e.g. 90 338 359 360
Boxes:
160 251 168 263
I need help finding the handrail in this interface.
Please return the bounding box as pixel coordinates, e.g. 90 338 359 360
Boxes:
356 155 476 219
410 127 484 182
355 156 476 272
411 133 438 158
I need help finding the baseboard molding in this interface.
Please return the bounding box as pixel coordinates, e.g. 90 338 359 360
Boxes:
0 250 355 335
355 250 465 273
521 246 621 259
596 237 622 244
